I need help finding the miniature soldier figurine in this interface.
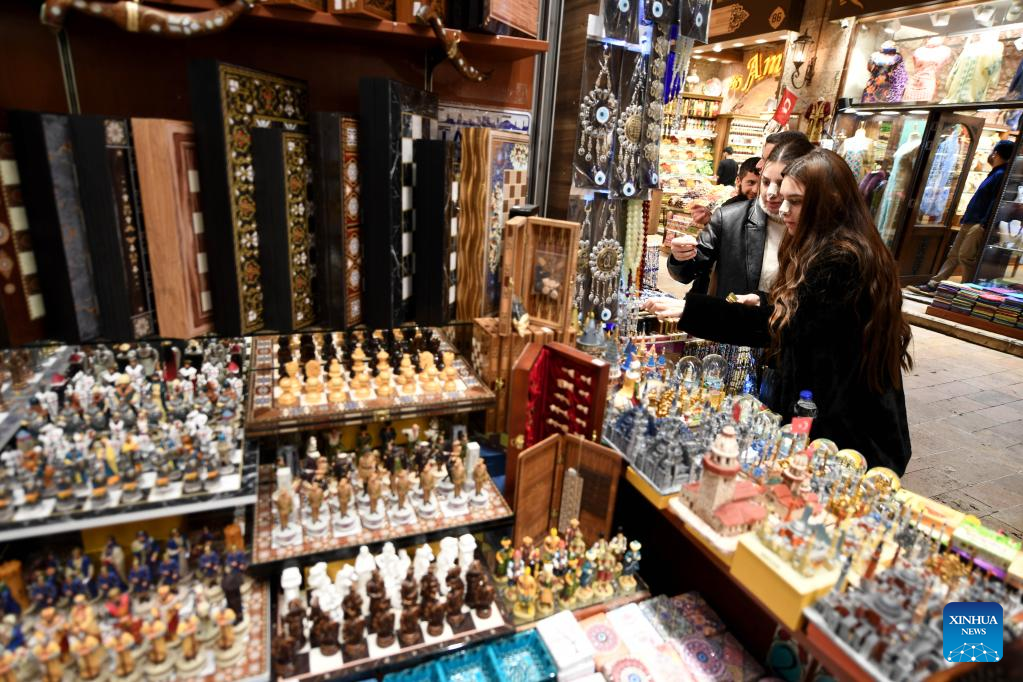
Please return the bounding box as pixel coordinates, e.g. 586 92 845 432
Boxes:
420 459 438 506
158 551 180 587
537 564 556 615
141 614 169 665
215 607 237 651
619 541 642 593
105 631 136 679
32 631 63 682
449 456 466 498
494 538 514 584
198 542 221 585
560 560 580 607
355 425 372 453
394 468 411 510
336 476 353 518
473 459 490 497
513 568 538 620
366 471 383 516
276 486 294 529
356 449 377 492
307 480 325 525
222 571 244 623
128 558 152 596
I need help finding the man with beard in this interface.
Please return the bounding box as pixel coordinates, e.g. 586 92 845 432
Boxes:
668 132 813 297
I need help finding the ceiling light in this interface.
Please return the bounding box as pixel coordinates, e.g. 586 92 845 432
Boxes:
908 109 929 115
879 110 898 115
755 39 767 44
973 4 996 26
883 19 901 34
733 42 744 47
706 57 718 62
712 44 722 52
929 12 950 27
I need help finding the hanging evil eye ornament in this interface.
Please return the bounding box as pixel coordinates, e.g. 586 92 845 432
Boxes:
578 46 618 186
575 202 593 315
588 202 624 307
615 56 647 197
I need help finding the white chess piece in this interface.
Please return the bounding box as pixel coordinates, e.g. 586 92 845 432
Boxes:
413 545 434 582
458 534 477 576
377 542 398 576
396 549 412 582
354 546 376 598
436 537 459 594
281 567 302 605
334 564 356 603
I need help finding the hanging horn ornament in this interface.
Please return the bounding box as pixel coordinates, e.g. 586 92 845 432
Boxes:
41 0 257 36
578 46 618 186
416 4 491 82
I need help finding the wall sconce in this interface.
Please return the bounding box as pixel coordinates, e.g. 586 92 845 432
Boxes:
790 31 816 89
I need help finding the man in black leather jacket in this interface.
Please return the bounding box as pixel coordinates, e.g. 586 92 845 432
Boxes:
667 132 812 297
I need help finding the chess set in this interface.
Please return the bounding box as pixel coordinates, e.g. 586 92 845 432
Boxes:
251 433 513 567
272 539 509 681
244 329 495 437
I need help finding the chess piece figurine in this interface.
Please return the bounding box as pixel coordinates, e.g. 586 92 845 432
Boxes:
424 597 446 637
284 599 307 649
214 607 243 666
362 471 385 529
400 568 418 608
398 605 423 647
279 360 300 407
274 486 300 546
619 540 642 593
106 631 137 680
272 634 297 678
141 612 173 677
444 566 468 630
70 631 103 681
537 564 556 615
222 571 244 627
560 561 579 607
418 459 438 516
513 568 537 620
32 631 64 682
472 459 490 506
175 615 204 675
449 456 466 497
313 612 340 656
372 605 396 648
341 609 367 660
303 359 325 405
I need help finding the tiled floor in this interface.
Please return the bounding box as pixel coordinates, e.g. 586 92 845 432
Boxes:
902 326 1023 540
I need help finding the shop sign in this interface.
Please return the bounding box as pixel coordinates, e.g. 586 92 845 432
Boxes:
726 51 784 93
710 0 801 41
829 0 945 20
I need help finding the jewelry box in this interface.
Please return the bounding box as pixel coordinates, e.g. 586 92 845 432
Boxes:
506 342 610 502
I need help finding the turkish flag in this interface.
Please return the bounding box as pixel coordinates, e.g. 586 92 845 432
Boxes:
772 88 799 127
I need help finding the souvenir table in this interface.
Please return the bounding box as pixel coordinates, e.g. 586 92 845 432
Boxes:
244 331 495 437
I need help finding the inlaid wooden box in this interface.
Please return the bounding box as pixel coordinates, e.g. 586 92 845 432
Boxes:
512 433 621 547
505 342 609 502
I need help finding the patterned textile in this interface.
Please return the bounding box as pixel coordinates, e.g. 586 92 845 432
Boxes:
861 49 908 103
904 43 952 101
943 39 1003 104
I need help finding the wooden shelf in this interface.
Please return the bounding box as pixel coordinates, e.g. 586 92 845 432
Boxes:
158 0 548 60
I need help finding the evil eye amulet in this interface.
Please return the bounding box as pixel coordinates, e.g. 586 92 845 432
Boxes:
596 106 610 124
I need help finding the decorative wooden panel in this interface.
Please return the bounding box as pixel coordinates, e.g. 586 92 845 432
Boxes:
131 118 215 340
8 111 100 343
562 435 622 544
331 0 394 19
512 433 562 547
188 60 308 335
252 128 314 332
358 77 437 328
310 112 362 329
413 139 455 325
456 127 529 320
0 118 45 347
71 115 157 340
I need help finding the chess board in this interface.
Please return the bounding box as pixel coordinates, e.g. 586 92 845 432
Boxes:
251 464 513 568
244 332 495 436
274 571 511 681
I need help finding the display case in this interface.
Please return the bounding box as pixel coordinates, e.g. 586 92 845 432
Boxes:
838 1 1023 107
659 93 721 185
712 114 767 168
976 139 1023 286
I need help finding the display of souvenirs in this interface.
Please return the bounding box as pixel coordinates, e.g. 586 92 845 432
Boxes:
6 528 266 682
244 329 495 436
379 630 557 682
493 524 644 625
252 432 512 566
0 340 251 537
272 538 506 680
806 526 1023 679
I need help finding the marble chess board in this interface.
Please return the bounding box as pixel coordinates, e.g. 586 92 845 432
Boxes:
252 465 513 567
244 333 495 436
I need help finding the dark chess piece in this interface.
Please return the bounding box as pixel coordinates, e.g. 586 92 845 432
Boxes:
465 560 485 604
272 635 297 677
398 605 423 647
372 605 396 649
474 582 496 619
445 567 468 630
425 599 446 637
313 613 340 656
365 570 387 633
419 567 440 613
222 570 244 623
285 599 307 649
400 568 418 609
342 590 363 620
341 611 368 660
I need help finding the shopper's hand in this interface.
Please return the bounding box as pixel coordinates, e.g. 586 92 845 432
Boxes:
670 235 699 262
732 293 761 306
690 205 711 226
642 298 685 319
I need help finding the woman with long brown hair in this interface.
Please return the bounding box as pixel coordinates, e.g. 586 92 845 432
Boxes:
658 148 913 474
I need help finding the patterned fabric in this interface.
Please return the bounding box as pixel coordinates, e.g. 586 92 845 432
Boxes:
943 39 1003 104
861 49 908 103
840 140 870 183
920 129 963 220
876 137 921 245
904 44 952 102
341 117 362 325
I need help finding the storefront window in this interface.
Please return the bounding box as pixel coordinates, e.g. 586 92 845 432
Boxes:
842 1 1023 107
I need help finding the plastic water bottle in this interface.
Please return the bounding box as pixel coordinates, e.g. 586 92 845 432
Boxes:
793 390 818 419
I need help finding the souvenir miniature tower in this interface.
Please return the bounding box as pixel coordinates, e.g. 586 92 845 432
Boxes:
695 426 741 516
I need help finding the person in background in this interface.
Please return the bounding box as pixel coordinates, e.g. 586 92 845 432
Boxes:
721 156 761 207
689 130 809 226
716 146 738 187
651 148 913 474
911 138 1016 295
667 138 815 297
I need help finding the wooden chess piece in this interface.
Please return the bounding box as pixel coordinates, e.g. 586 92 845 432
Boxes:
449 456 466 498
307 481 324 524
303 359 325 405
335 477 353 518
473 459 489 497
425 599 446 637
284 599 307 649
420 460 438 506
341 611 367 660
278 360 300 407
398 605 422 647
272 634 297 677
356 449 377 491
350 344 367 374
445 566 468 630
313 613 340 657
373 607 396 648
376 367 394 397
276 487 294 530
400 568 418 608
394 469 411 509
